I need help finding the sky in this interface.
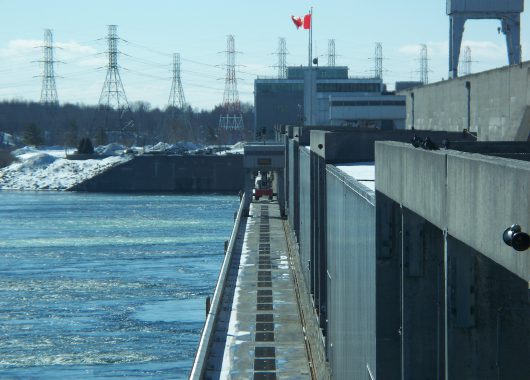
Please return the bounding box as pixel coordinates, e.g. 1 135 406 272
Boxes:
1 0 529 111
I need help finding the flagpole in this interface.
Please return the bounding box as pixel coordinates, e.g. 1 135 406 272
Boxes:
308 7 313 125
308 7 313 67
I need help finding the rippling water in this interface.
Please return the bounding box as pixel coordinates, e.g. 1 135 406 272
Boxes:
0 192 238 379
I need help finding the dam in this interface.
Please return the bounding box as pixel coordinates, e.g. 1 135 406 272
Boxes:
189 58 530 379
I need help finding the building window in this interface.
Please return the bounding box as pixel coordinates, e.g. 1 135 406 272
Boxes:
331 100 406 107
256 83 304 94
317 83 380 93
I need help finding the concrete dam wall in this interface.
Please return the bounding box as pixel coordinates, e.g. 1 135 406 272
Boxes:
282 125 530 379
399 61 530 141
70 154 244 193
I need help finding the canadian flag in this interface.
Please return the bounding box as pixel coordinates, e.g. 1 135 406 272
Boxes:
291 14 311 30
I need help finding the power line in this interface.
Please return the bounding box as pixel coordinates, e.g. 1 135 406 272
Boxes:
0 29 267 109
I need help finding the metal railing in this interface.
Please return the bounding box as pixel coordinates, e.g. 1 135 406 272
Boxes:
189 194 247 379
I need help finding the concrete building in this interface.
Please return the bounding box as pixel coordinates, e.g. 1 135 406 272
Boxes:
254 66 406 139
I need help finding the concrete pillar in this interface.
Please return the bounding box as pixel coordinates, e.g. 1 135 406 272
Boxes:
283 134 290 214
299 148 312 293
375 191 402 378
401 208 445 380
243 169 253 216
277 169 286 217
289 140 301 240
303 68 318 125
446 236 530 380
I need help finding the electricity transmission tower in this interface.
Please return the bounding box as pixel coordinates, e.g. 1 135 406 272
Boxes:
39 29 59 105
374 42 383 79
275 37 288 79
98 25 130 111
96 25 134 142
460 46 472 76
419 44 429 84
218 35 243 132
328 39 336 67
167 52 191 141
168 53 186 109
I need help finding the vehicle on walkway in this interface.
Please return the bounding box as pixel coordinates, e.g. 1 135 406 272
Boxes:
253 171 273 200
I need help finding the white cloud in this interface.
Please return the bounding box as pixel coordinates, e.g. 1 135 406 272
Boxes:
0 39 41 58
460 40 505 61
0 38 103 67
56 41 96 55
398 41 448 58
56 41 104 67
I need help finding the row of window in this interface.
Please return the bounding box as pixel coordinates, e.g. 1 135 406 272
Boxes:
317 83 380 92
255 82 382 94
256 83 304 93
286 67 349 79
331 100 406 107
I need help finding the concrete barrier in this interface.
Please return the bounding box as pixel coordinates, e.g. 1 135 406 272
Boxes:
376 141 530 281
447 152 530 281
400 61 530 141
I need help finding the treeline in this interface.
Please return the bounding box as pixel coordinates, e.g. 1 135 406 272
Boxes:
0 100 255 146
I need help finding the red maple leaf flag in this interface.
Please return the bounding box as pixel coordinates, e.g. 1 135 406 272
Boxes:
303 13 311 29
291 14 311 30
291 15 303 29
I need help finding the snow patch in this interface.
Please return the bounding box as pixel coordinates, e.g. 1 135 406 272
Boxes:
20 152 57 168
0 149 130 191
142 141 203 154
94 143 126 156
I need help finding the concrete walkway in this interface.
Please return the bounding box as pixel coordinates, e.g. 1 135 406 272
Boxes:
218 201 311 380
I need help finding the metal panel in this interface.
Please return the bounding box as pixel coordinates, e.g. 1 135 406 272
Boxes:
299 147 312 291
283 135 289 211
288 139 300 239
326 164 375 379
312 153 328 332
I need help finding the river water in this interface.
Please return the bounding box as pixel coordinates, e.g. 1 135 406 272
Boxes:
0 192 238 379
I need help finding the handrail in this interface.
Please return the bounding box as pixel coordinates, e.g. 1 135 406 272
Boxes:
189 193 246 379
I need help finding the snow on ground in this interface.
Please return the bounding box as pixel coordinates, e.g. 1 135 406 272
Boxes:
94 143 126 156
142 141 203 154
12 146 68 160
0 141 229 191
216 141 245 155
0 148 131 191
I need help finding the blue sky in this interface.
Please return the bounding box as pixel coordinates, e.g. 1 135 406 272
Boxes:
0 0 528 110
